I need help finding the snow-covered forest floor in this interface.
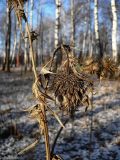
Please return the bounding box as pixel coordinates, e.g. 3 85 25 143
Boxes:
0 70 120 160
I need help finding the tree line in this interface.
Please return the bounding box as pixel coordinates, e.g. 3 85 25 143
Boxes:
0 0 120 72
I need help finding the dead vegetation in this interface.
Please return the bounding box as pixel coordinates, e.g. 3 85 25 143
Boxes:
80 56 120 80
1 0 119 160
8 1 95 159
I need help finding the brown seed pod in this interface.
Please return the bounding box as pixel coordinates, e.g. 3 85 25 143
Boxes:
50 71 92 115
40 45 93 116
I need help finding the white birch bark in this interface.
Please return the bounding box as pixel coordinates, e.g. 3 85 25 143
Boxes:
111 0 117 62
88 0 93 57
11 16 17 66
94 0 99 41
82 19 87 55
90 33 94 57
61 6 67 44
94 0 102 57
55 0 61 48
70 0 75 54
30 0 33 30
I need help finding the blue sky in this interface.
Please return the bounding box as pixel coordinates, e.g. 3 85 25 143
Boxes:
32 0 70 27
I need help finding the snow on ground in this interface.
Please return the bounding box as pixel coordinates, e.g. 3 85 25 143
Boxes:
0 71 120 160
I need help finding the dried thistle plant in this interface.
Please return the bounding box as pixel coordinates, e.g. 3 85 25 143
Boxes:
47 45 93 117
11 0 93 159
80 56 119 80
82 57 99 75
50 71 92 115
11 1 51 159
100 57 118 79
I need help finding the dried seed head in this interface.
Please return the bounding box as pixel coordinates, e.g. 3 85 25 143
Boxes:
100 57 118 79
50 71 92 116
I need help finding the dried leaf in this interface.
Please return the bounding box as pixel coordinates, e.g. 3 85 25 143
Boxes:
18 139 39 155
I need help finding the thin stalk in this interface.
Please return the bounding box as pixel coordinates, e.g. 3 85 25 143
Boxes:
51 119 68 155
16 1 51 159
42 104 51 160
17 0 37 80
88 64 94 160
25 23 37 79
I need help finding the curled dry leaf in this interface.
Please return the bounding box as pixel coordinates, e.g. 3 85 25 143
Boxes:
51 154 64 160
18 139 39 155
32 80 54 104
28 104 45 135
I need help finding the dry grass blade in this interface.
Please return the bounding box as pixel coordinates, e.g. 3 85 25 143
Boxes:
46 106 65 128
18 139 39 155
41 67 55 75
21 104 38 112
32 81 54 104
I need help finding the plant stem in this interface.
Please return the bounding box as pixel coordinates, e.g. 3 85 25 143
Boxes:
42 104 51 160
17 0 37 80
25 23 37 79
51 119 68 155
16 1 51 159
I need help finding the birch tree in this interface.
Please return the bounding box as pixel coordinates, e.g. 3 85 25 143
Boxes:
111 0 117 62
94 0 103 58
30 0 33 30
11 15 17 67
70 0 75 55
24 0 28 72
82 18 87 55
55 0 61 48
39 10 44 65
2 0 11 71
88 0 93 57
29 0 34 69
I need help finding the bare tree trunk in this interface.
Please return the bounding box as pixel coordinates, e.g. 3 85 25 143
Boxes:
30 0 33 30
94 0 103 58
61 6 67 44
35 4 39 67
82 18 87 56
88 0 93 57
39 10 44 65
24 0 28 72
11 15 17 67
2 1 11 72
55 0 61 48
111 0 117 62
17 32 22 67
70 0 75 55
29 0 34 70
